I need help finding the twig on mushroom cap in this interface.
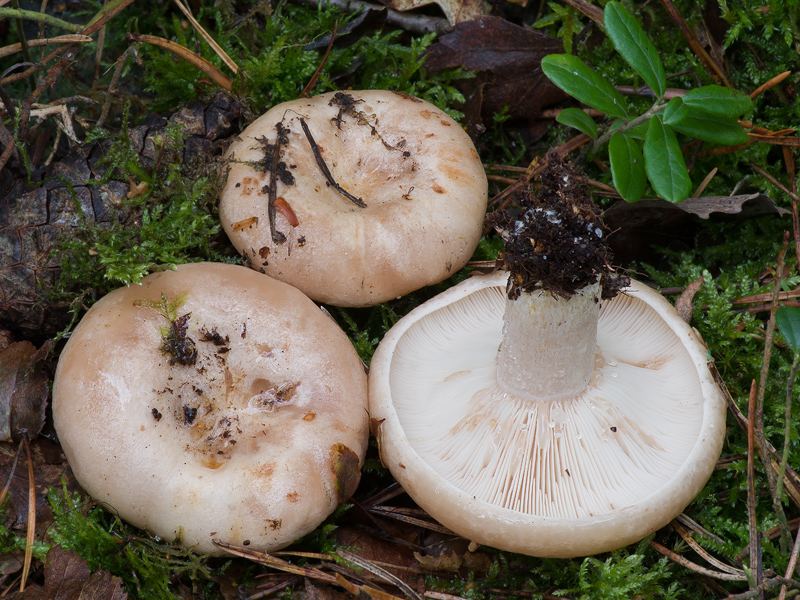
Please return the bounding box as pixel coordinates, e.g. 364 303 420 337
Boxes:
299 117 366 208
489 152 629 300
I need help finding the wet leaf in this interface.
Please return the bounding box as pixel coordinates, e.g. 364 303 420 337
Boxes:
604 1 666 98
777 306 800 354
377 0 486 25
556 108 597 139
608 131 646 202
12 546 127 600
669 110 750 145
541 53 629 117
662 97 689 125
424 17 567 124
330 443 361 504
303 8 388 50
644 115 691 202
681 85 753 118
0 341 51 442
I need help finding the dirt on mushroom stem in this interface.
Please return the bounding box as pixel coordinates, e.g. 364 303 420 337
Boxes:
489 152 629 301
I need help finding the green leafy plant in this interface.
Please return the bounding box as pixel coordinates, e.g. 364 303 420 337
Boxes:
775 306 800 507
541 1 754 203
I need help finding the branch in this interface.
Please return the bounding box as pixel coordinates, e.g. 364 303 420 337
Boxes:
0 7 81 32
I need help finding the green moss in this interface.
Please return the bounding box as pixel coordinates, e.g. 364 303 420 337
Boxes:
46 482 222 600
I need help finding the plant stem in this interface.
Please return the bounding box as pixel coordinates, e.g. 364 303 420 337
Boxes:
0 7 81 32
777 353 800 511
592 101 667 153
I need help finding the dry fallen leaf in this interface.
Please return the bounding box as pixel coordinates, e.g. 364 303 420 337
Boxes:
0 341 51 442
378 0 486 26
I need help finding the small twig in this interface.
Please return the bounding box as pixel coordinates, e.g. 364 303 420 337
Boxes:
213 540 337 583
0 34 90 59
0 6 81 31
733 290 800 307
592 102 666 153
560 0 604 27
615 85 687 99
747 379 762 595
676 513 727 545
751 71 792 100
266 121 289 244
487 174 518 185
671 519 746 576
657 0 731 86
747 133 800 148
97 44 139 128
125 33 233 90
777 353 800 517
755 233 793 555
19 438 35 592
299 19 337 98
781 527 800 600
723 577 800 600
0 441 22 506
172 0 239 73
43 126 61 167
692 167 717 198
650 540 748 581
299 117 366 207
337 550 423 600
749 161 800 203
367 506 455 535
294 0 451 34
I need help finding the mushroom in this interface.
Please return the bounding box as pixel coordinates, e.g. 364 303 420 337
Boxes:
219 90 488 307
368 156 726 558
53 263 368 555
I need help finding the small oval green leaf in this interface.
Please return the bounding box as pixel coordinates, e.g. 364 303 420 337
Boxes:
604 1 666 98
556 108 598 139
777 306 800 354
609 131 646 202
541 54 629 118
681 85 754 117
670 111 750 145
644 115 692 202
663 97 689 125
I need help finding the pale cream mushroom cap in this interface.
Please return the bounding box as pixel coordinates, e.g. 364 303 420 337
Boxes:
369 271 726 558
53 263 368 555
219 90 488 307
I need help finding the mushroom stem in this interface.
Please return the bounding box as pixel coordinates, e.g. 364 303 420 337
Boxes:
497 281 600 400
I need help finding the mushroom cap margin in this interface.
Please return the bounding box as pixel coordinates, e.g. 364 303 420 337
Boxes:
368 271 726 558
53 263 369 555
219 90 488 307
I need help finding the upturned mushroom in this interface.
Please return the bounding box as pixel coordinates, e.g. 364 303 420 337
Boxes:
219 90 488 307
368 155 726 558
53 263 368 555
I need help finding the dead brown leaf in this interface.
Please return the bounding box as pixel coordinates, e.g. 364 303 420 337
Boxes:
424 17 567 132
0 341 51 442
377 0 486 26
602 193 789 264
8 546 127 600
675 276 704 323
